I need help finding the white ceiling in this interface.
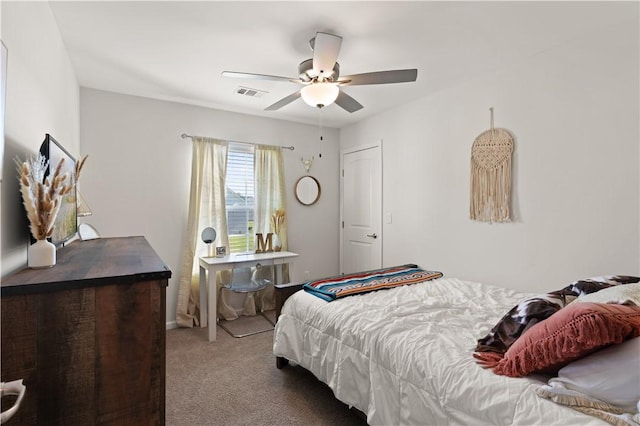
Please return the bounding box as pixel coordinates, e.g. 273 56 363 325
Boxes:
49 1 635 129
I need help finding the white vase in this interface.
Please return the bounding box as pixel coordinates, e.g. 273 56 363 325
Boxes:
28 239 56 268
273 234 282 252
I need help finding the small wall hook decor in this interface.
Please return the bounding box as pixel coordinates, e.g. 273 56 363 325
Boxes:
301 156 314 174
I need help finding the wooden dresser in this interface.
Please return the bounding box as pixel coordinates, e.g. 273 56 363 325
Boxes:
1 236 171 425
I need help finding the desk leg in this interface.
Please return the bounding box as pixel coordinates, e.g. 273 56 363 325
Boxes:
208 267 217 341
276 262 292 284
199 266 207 328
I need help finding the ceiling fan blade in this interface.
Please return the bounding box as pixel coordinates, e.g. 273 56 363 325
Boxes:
265 91 301 111
338 69 418 86
222 71 297 83
312 32 342 79
335 90 363 113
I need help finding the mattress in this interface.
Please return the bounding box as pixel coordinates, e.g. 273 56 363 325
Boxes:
273 277 608 425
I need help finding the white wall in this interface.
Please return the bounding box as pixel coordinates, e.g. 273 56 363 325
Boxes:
341 17 639 293
1 2 80 276
4 1 637 325
79 88 340 327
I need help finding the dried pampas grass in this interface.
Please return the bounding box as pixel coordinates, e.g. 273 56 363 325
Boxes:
76 154 88 182
16 154 73 241
271 209 285 235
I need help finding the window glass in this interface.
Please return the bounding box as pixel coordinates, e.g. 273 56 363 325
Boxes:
226 143 254 253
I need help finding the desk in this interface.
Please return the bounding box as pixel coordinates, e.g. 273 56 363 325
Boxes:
199 251 298 341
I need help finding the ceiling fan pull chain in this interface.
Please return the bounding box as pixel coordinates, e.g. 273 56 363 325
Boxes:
318 107 324 141
317 107 324 158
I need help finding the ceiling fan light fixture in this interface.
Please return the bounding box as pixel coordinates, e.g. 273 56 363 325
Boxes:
301 82 339 108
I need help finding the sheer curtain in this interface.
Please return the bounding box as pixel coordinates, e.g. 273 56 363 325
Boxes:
177 140 289 326
176 137 228 327
253 144 288 312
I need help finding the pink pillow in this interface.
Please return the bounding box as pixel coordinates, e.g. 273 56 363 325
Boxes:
474 302 640 377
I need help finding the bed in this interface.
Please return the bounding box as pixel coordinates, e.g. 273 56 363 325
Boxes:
273 265 640 426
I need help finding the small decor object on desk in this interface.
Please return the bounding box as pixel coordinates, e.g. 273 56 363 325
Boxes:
255 233 274 253
271 209 285 251
216 246 226 257
78 223 100 241
201 227 217 257
16 154 72 268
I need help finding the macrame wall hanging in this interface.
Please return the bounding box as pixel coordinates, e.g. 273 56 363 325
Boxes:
470 108 514 223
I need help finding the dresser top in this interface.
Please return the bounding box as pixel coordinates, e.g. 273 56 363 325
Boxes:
2 236 171 296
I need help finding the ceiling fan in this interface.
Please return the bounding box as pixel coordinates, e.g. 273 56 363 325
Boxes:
222 32 418 113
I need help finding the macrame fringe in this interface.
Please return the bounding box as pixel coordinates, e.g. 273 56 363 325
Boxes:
573 407 639 426
535 387 627 415
536 387 637 426
470 156 512 222
472 351 503 369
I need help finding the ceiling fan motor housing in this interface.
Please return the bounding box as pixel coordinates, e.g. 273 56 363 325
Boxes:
298 59 340 82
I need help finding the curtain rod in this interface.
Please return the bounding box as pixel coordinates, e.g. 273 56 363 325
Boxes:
181 133 294 151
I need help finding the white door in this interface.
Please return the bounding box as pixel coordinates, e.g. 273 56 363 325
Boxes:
341 144 382 274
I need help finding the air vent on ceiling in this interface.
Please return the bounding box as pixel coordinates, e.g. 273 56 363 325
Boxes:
236 86 267 98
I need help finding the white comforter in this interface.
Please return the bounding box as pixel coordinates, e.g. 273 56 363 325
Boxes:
273 277 607 425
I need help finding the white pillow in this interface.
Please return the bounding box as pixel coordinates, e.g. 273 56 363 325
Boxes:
537 337 640 413
575 283 640 306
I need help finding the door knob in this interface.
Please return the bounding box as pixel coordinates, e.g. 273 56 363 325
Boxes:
366 233 378 239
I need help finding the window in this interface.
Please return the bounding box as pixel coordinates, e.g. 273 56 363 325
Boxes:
178 138 288 325
225 143 254 253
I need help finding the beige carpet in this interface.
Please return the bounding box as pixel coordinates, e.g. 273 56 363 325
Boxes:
166 312 367 426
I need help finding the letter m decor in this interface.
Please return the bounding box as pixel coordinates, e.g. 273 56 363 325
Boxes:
255 233 273 253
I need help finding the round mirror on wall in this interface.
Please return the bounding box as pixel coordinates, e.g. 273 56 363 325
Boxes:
295 176 321 206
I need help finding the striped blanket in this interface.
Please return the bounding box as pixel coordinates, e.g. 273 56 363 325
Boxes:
303 264 443 302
